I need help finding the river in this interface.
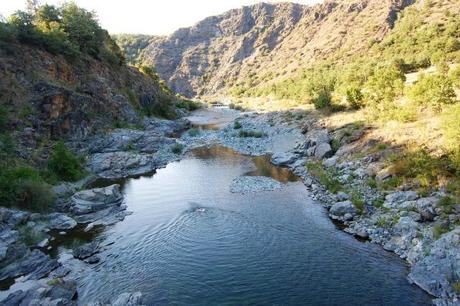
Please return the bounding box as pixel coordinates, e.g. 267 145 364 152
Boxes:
68 144 431 305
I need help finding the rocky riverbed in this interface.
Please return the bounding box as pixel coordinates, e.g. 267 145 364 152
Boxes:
1 108 459 305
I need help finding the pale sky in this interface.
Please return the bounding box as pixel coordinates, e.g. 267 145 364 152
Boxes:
0 0 322 35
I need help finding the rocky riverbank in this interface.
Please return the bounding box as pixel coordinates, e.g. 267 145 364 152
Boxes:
189 110 459 306
0 116 190 305
1 108 458 305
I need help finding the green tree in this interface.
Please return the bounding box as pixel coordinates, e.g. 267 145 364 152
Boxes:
364 66 405 111
47 141 85 181
408 73 456 112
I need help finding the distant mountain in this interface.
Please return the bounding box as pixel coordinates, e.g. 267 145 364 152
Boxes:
135 0 417 98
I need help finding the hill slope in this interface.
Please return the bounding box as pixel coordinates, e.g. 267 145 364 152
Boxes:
139 0 416 98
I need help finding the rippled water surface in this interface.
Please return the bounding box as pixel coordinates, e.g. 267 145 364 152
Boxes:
76 146 431 305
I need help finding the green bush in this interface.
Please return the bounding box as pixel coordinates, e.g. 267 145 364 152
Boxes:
345 87 365 109
171 143 184 154
238 130 264 138
408 74 456 112
350 190 366 214
364 66 405 110
2 2 123 64
306 160 343 193
313 89 332 109
0 105 9 129
233 121 242 129
176 99 200 111
187 128 200 137
47 141 85 182
0 166 54 211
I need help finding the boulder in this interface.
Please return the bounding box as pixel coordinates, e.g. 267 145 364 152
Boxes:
375 168 392 182
336 192 350 201
0 249 59 281
270 152 298 166
71 185 123 215
88 152 157 179
323 156 338 168
330 201 357 221
314 143 333 159
2 279 77 306
408 228 460 300
47 213 77 230
73 241 100 260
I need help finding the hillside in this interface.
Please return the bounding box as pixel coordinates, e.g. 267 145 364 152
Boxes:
0 3 190 162
138 0 416 98
112 34 155 64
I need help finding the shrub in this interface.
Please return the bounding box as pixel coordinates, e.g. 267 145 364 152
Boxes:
48 141 85 182
408 74 456 112
171 143 184 154
387 147 459 193
233 121 242 129
238 130 264 138
0 105 9 129
449 66 460 87
306 160 343 193
313 89 332 109
0 166 54 211
350 191 366 214
433 223 450 240
187 128 200 137
454 279 460 294
345 86 365 109
438 196 455 214
177 99 200 111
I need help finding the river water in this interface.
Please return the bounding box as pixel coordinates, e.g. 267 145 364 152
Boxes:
72 145 431 305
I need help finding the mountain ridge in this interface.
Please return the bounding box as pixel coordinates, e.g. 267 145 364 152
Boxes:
135 0 416 98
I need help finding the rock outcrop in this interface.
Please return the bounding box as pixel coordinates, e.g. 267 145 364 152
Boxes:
140 0 416 97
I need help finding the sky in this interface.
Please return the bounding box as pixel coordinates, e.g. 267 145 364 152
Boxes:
0 0 322 35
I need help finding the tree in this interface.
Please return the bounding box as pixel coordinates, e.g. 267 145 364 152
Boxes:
408 73 456 112
60 2 102 56
364 66 405 111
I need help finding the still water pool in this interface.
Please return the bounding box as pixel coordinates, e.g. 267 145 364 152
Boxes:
74 146 431 305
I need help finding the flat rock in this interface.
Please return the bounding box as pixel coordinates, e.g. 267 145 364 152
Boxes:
47 213 77 230
0 249 59 281
409 228 460 299
270 152 298 166
71 185 123 215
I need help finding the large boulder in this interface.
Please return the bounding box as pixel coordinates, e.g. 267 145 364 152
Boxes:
47 213 77 230
314 143 333 159
270 152 298 166
88 152 157 179
73 241 100 260
0 249 59 282
329 201 357 221
2 279 77 306
71 185 123 215
408 228 460 301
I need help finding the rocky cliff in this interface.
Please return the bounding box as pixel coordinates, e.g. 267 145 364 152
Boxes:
140 0 416 97
0 41 183 162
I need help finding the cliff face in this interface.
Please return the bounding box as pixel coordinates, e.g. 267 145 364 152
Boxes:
0 42 177 161
141 0 415 98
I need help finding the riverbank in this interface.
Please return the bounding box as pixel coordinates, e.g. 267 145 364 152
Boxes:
0 107 458 305
190 109 459 306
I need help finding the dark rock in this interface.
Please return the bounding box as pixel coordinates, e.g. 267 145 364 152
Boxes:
73 241 100 260
0 249 59 281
